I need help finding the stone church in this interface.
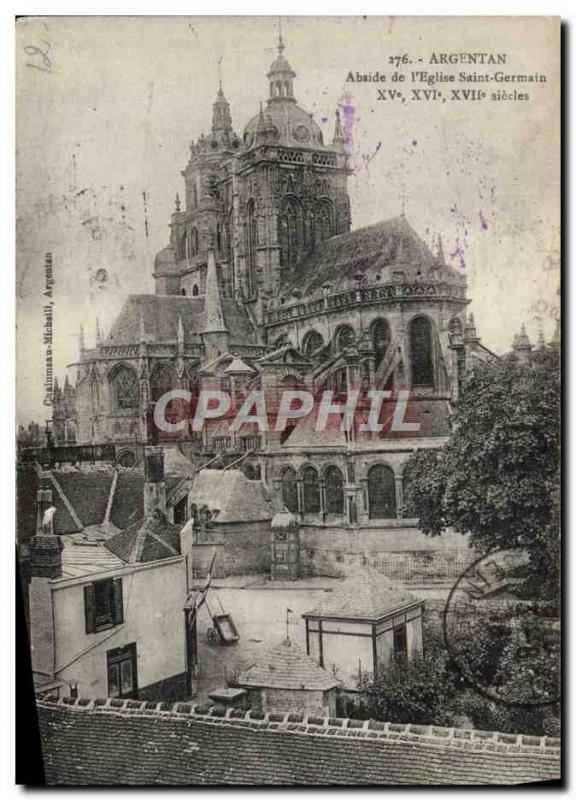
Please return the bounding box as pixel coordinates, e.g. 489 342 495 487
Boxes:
53 33 500 578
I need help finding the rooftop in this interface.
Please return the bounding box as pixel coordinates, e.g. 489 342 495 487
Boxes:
104 509 181 564
303 565 421 622
190 469 274 524
279 216 463 300
235 638 339 691
37 695 561 786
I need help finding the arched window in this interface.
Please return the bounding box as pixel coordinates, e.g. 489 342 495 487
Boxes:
181 231 190 261
325 466 344 515
150 364 174 403
315 201 333 244
371 319 391 371
279 197 302 270
302 330 324 357
191 228 199 256
192 284 199 297
409 316 435 388
110 365 138 411
245 200 257 297
181 288 187 296
367 464 397 519
302 466 320 514
65 421 77 445
335 325 355 352
192 183 198 208
281 467 298 513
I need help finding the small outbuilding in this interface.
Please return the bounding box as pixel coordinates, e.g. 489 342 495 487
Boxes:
234 637 340 716
302 566 424 687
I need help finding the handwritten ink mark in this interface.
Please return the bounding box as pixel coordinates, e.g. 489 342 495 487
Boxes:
24 41 52 73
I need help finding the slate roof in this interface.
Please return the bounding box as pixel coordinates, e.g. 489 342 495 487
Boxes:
59 535 125 580
280 216 464 300
104 294 255 346
303 566 421 622
235 638 339 691
190 469 274 523
104 509 181 564
37 697 561 786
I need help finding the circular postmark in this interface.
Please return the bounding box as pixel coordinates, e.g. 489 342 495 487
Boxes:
442 548 560 709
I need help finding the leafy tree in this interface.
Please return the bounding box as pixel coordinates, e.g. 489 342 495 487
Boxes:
366 654 454 726
403 345 560 594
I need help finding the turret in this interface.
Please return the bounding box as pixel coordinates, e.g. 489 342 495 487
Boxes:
512 323 533 360
211 82 233 144
332 109 344 148
267 31 296 104
201 247 229 361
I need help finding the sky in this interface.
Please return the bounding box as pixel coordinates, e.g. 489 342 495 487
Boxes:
16 15 560 426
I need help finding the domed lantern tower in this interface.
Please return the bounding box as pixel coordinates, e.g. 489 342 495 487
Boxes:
234 33 353 306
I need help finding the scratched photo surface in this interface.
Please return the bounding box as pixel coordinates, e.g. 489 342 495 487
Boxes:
16 16 560 787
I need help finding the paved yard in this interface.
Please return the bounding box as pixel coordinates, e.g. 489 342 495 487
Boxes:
190 575 450 703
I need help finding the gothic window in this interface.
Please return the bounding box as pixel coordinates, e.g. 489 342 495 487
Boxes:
335 324 355 352
192 284 199 297
192 182 198 208
303 208 315 253
409 316 435 388
150 364 175 403
181 231 190 260
371 318 391 371
245 200 257 297
191 228 199 256
279 197 302 270
111 365 138 411
314 201 333 244
324 465 344 516
181 288 186 296
302 466 320 514
302 330 324 357
281 467 298 513
367 464 397 520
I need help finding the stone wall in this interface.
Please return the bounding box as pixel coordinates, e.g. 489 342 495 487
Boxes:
298 523 473 583
192 520 272 578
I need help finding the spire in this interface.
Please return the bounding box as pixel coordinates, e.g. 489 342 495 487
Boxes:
267 24 296 104
436 233 445 265
332 109 344 147
537 328 546 349
464 313 479 343
211 81 233 138
513 323 533 355
174 193 181 213
202 247 228 334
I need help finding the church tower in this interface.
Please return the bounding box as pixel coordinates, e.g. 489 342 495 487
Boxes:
233 33 352 307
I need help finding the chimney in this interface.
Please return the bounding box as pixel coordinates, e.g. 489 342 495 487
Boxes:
30 490 63 580
143 446 166 516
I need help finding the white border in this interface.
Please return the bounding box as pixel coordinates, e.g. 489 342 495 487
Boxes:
3 2 572 797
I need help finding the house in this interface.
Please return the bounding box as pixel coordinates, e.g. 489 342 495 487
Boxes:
28 448 195 702
302 565 424 686
186 468 275 577
234 637 339 716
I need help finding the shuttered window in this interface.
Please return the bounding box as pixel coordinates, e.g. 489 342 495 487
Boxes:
84 578 124 634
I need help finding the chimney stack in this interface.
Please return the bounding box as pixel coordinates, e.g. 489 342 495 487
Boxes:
30 490 63 579
143 446 167 516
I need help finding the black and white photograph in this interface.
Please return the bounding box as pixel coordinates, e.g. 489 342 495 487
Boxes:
13 13 561 787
